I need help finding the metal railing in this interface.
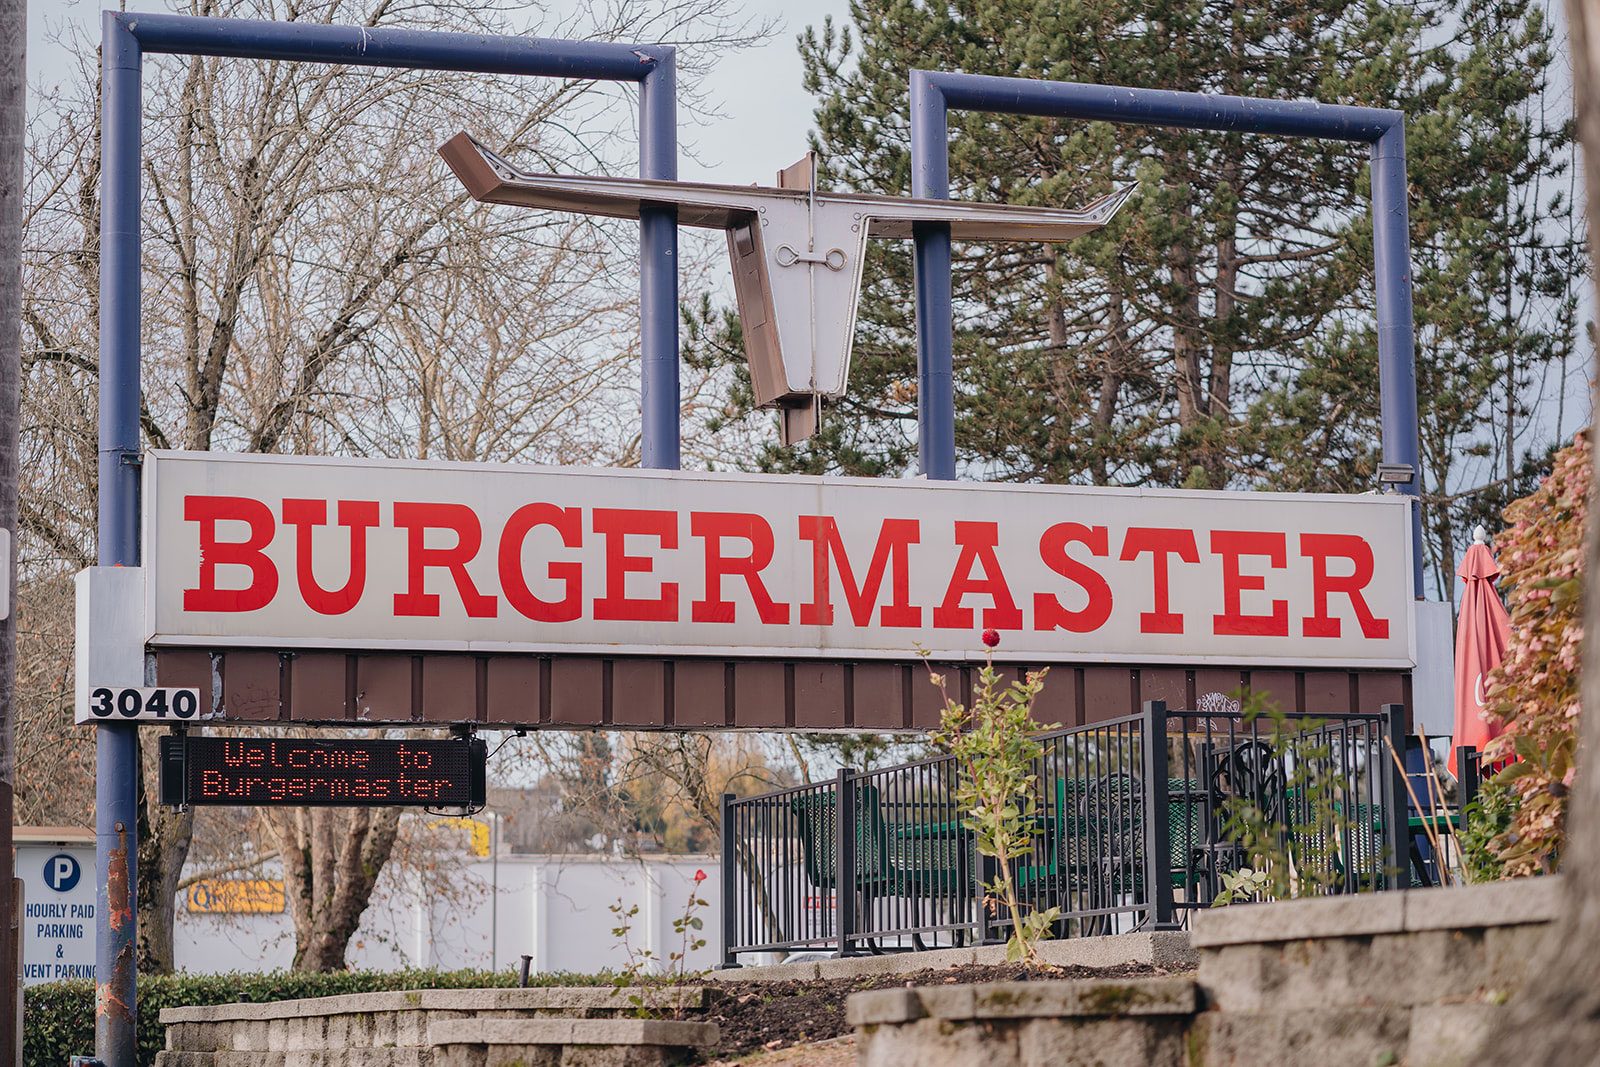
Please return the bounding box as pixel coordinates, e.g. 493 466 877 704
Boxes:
720 700 1411 964
1162 703 1406 909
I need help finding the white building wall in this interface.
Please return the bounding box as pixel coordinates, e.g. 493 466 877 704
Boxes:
172 854 721 977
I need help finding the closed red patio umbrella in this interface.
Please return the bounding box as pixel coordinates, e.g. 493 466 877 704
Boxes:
1449 526 1510 774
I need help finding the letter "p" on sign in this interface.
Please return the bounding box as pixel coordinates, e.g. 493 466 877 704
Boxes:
44 854 81 893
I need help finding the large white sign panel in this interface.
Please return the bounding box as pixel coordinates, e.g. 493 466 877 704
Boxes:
144 451 1415 667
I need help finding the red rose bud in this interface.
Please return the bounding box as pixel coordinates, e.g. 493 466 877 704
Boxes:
982 628 1000 648
694 868 707 882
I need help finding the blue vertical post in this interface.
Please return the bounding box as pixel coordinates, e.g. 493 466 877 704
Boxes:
1370 123 1425 597
639 51 680 471
909 73 957 481
97 12 142 1066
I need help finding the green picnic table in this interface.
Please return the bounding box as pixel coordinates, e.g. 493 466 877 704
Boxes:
886 776 1204 895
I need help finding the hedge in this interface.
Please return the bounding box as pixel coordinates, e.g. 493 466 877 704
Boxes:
24 967 610 1067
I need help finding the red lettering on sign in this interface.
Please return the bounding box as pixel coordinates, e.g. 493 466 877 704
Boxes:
934 522 1023 630
183 495 279 612
1211 530 1289 637
282 499 380 615
1034 523 1113 633
797 517 921 627
691 512 789 624
392 502 498 618
1120 527 1199 634
592 509 678 622
1300 533 1390 639
499 503 583 622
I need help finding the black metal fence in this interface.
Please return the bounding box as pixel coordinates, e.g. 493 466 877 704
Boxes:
720 701 1412 963
1456 745 1483 811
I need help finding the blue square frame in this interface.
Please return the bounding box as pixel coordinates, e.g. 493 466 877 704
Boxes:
905 71 1423 597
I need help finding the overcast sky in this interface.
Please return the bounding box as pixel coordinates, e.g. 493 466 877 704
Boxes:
678 0 853 184
24 0 854 186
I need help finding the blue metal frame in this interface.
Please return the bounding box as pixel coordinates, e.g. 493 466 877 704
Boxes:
908 71 1425 598
98 13 679 1062
94 25 1430 1059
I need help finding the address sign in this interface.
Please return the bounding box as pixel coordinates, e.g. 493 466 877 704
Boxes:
77 686 203 725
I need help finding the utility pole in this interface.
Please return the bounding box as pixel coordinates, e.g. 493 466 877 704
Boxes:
0 0 25 1059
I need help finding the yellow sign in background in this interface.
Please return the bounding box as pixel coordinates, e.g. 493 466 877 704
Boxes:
432 817 490 856
186 880 286 913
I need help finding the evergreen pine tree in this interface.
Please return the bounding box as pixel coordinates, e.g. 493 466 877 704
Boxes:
689 0 1583 595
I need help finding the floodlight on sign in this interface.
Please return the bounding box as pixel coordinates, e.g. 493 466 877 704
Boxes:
1376 463 1417 486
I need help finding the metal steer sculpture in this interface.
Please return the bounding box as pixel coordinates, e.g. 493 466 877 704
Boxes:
440 132 1133 444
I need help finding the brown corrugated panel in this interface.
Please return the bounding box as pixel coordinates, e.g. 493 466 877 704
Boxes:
908 663 950 730
154 650 216 718
673 660 728 727
1355 671 1406 717
1194 670 1247 711
1083 668 1135 722
851 663 903 730
290 654 347 721
611 660 667 727
1029 666 1077 728
422 656 478 723
793 663 847 729
222 651 282 721
550 658 604 726
1138 669 1189 713
732 661 787 729
485 657 541 725
1246 670 1298 715
1302 672 1353 715
155 650 1420 734
354 655 414 722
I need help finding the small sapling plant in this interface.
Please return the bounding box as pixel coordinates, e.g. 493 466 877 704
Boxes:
925 630 1061 965
1209 691 1391 904
1211 867 1273 906
607 868 710 1018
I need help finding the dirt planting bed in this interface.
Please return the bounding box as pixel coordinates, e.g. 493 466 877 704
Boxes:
699 960 1188 1060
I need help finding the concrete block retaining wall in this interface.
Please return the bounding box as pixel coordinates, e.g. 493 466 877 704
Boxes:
156 988 718 1067
848 879 1561 1067
158 881 1559 1066
849 979 1199 1067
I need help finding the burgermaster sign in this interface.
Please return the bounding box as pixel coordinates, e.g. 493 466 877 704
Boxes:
144 451 1414 668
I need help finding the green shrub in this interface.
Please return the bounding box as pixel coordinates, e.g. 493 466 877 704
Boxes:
23 967 609 1067
1459 779 1518 883
1482 431 1588 875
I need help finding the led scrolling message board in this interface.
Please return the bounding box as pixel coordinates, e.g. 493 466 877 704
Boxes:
159 736 487 809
